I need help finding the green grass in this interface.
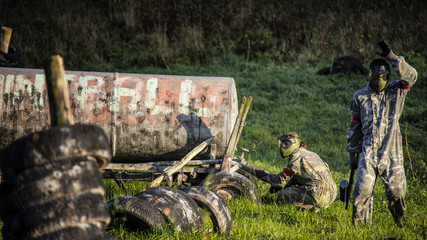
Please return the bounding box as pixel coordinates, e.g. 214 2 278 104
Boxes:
101 54 426 239
1 54 425 239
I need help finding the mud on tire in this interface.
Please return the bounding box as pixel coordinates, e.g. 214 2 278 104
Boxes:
0 125 112 240
135 187 203 232
29 223 109 240
182 186 232 234
0 124 111 181
108 196 166 231
4 192 110 239
0 157 105 220
202 171 260 204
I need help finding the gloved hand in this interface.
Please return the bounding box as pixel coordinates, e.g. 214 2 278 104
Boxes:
254 169 269 182
269 185 282 194
349 153 359 170
375 41 398 61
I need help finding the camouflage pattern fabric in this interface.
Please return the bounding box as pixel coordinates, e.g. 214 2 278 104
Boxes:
345 56 417 225
266 148 337 209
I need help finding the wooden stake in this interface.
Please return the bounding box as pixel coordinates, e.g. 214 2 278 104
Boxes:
226 96 247 156
148 136 215 189
44 55 74 126
1 27 12 54
221 96 252 171
234 96 252 151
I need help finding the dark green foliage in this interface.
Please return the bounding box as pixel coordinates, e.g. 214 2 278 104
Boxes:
0 0 426 69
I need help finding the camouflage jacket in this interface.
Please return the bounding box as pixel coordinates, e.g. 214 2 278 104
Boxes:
345 57 418 165
266 148 335 190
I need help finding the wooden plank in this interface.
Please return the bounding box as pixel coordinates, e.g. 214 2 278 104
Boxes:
44 55 74 126
104 159 221 171
102 166 218 181
148 136 215 188
1 27 12 53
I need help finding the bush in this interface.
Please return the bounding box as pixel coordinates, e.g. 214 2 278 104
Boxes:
0 0 425 69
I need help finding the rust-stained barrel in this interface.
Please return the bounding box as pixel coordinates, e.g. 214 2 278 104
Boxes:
0 67 238 162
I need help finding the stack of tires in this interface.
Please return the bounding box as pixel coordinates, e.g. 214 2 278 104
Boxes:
0 125 113 240
108 186 233 234
107 171 262 235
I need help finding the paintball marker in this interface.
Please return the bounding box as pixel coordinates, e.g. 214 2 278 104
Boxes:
231 157 296 192
339 154 358 209
232 158 272 183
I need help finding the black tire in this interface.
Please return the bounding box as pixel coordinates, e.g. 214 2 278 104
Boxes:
5 192 110 239
134 191 188 231
181 186 232 234
316 67 332 75
0 124 111 181
30 223 108 240
8 157 103 208
145 187 204 231
0 45 20 67
236 168 259 190
0 157 105 221
202 171 260 204
135 187 203 232
340 56 368 76
0 220 13 240
107 196 166 231
316 56 368 76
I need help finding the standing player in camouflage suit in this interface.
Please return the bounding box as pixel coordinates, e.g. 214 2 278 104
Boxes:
259 132 337 211
345 41 418 226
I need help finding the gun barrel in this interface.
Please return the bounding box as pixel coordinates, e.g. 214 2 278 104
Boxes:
345 168 355 210
231 159 271 183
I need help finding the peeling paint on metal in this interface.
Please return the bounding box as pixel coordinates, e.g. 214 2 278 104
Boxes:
0 68 238 162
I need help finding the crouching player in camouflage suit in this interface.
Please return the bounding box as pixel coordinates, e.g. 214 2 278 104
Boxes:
261 133 337 212
345 41 418 226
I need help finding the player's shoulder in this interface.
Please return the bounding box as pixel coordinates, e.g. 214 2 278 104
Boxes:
353 87 370 98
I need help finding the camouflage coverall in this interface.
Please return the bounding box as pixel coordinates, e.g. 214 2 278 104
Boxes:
266 148 337 209
345 56 417 225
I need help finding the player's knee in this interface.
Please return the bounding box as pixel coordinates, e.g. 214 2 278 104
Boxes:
386 187 406 200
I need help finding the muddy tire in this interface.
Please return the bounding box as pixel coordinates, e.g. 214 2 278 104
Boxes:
0 125 112 239
107 196 166 231
134 191 188 231
0 157 105 220
4 192 110 239
202 171 260 204
0 125 111 181
236 168 259 190
29 223 109 240
182 186 232 234
135 187 203 232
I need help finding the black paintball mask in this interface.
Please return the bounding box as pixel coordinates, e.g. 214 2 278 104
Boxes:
369 59 390 92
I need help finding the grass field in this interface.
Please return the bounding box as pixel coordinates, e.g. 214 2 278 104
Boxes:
102 54 426 239
0 54 425 239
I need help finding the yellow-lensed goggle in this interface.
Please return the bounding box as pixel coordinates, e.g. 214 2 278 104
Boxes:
370 71 388 81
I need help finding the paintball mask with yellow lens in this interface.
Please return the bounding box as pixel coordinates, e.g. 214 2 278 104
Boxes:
369 59 390 92
277 134 300 158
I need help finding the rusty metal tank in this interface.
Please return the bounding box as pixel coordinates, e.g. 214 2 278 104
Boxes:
0 67 238 162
